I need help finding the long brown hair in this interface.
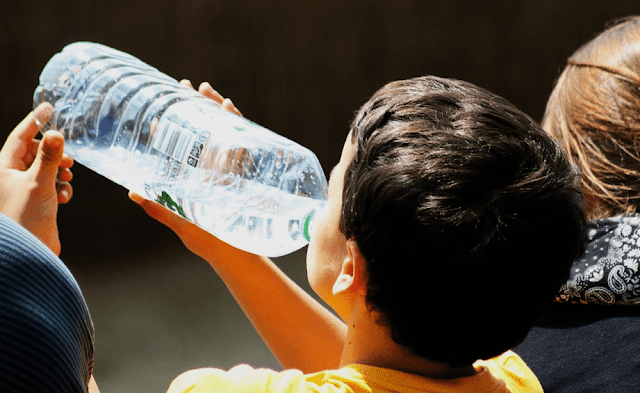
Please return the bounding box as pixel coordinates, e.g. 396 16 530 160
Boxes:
543 16 640 219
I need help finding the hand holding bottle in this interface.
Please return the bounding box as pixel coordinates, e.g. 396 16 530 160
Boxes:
181 79 243 116
129 82 247 258
0 103 74 255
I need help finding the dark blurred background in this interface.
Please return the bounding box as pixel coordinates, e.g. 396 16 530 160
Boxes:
1 1 639 392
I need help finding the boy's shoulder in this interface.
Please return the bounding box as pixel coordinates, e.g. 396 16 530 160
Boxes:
166 351 541 393
474 350 543 393
338 352 540 393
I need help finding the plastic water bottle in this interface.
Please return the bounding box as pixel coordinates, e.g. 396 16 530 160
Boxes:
33 42 328 257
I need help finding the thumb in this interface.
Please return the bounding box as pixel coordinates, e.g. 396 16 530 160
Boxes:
31 130 65 184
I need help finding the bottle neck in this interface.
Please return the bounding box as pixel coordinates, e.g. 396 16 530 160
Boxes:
303 209 317 242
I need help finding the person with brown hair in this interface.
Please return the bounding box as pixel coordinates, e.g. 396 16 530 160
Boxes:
515 16 640 392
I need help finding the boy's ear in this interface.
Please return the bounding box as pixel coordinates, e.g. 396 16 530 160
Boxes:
332 240 367 296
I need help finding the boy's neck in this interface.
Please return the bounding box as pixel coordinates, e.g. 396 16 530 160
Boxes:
339 297 478 379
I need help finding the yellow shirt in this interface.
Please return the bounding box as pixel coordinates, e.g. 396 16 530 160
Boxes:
166 350 541 393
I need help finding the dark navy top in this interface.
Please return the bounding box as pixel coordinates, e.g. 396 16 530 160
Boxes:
516 216 640 392
0 213 94 392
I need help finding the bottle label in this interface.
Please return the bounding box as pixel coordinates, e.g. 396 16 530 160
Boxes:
146 114 214 222
155 190 187 218
151 114 197 164
152 113 210 168
187 141 204 168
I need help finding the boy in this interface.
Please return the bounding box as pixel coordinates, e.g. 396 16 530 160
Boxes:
131 75 587 392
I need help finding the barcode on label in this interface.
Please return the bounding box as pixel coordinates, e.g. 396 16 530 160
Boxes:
152 115 196 163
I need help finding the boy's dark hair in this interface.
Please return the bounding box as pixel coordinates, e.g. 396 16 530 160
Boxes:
340 76 587 367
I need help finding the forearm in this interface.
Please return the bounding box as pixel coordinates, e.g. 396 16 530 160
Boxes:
130 192 346 372
199 236 347 372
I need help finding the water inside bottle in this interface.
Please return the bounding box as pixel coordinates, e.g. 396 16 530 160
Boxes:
69 143 326 257
35 42 328 257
